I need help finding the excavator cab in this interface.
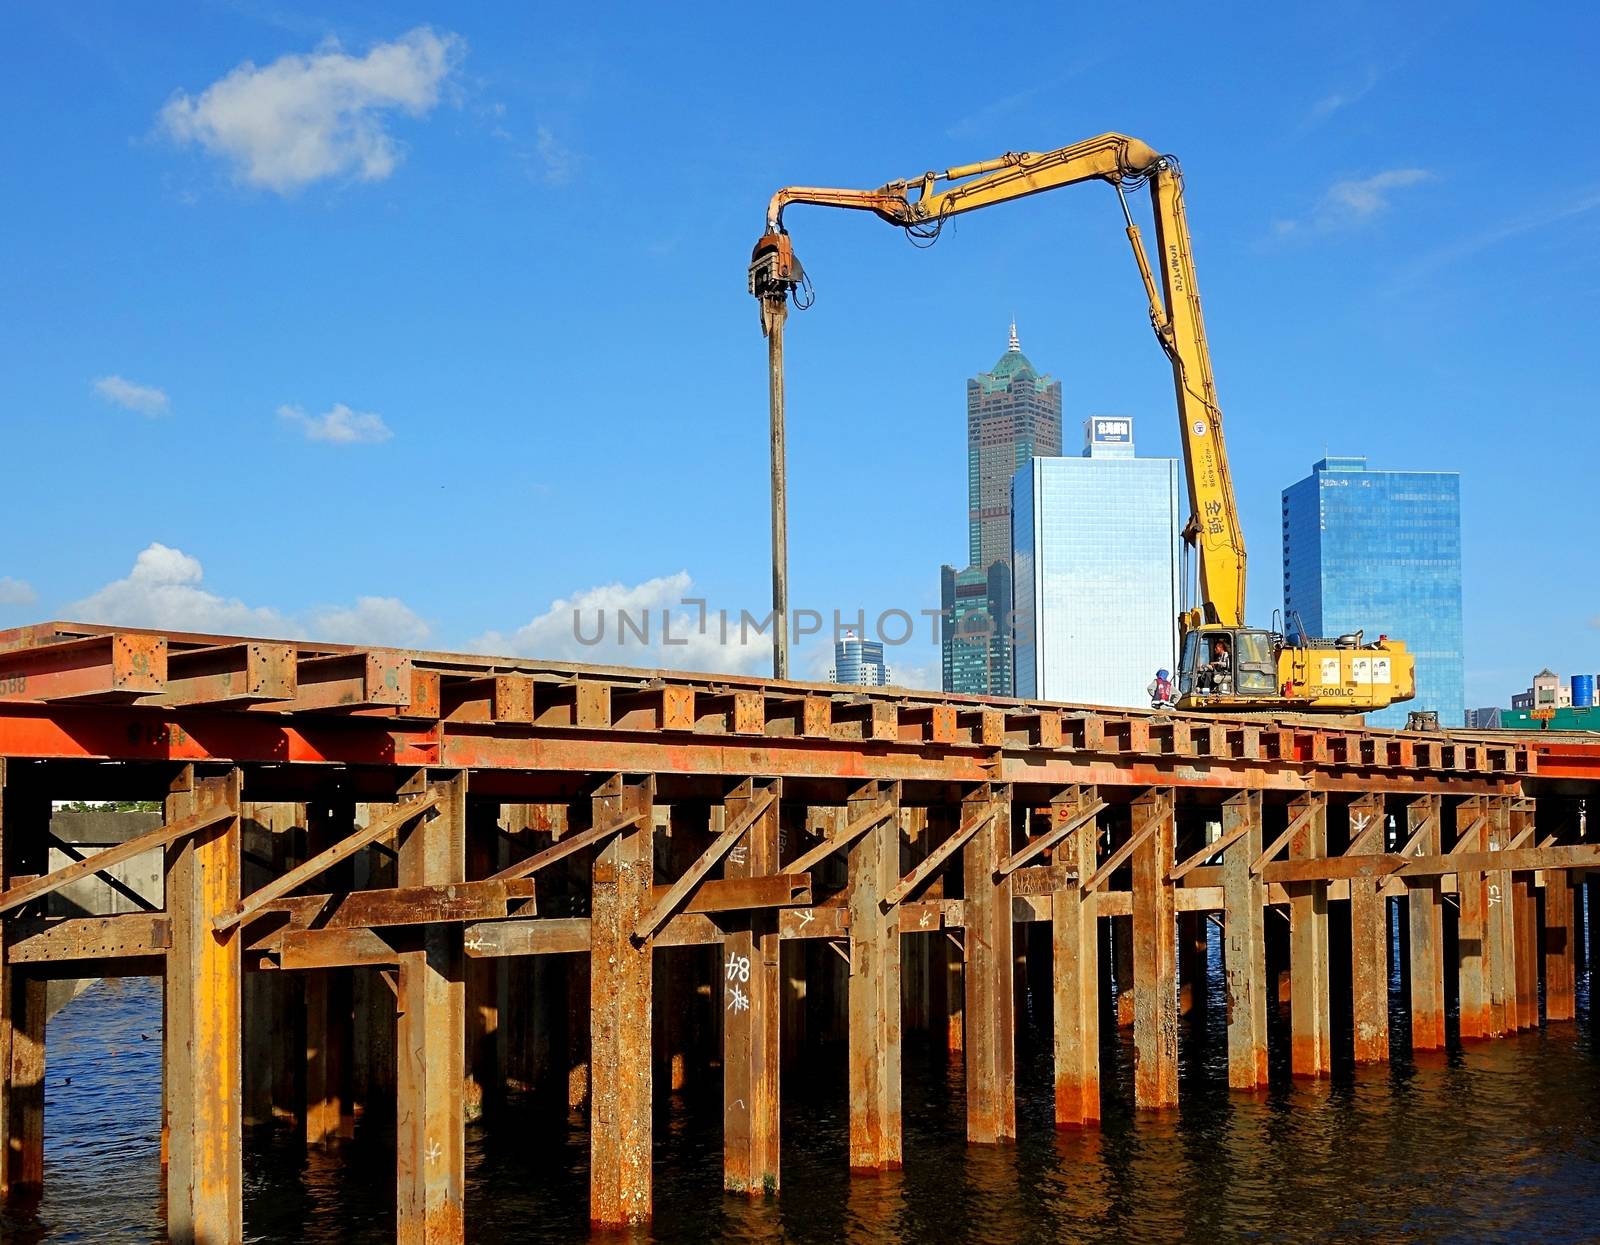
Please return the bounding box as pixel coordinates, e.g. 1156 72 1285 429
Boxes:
1176 626 1278 708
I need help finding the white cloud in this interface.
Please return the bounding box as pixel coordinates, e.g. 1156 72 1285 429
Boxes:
474 572 769 674
1390 185 1600 286
65 543 430 647
534 125 575 185
93 375 170 416
885 660 940 691
310 596 431 647
0 577 37 607
278 402 391 444
1304 66 1382 128
160 26 463 193
68 543 290 635
1273 168 1433 236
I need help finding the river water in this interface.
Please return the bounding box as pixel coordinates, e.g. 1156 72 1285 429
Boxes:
6 949 1600 1243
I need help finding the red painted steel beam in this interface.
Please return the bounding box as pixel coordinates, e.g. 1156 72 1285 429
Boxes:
0 701 1572 799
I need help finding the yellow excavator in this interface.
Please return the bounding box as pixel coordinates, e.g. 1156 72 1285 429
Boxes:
750 132 1414 714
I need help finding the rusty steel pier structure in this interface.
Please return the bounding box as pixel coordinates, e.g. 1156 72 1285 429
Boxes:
0 621 1597 1242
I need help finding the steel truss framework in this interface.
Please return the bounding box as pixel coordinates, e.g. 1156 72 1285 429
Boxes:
0 622 1594 1240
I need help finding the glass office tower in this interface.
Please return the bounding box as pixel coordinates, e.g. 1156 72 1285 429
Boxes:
832 632 890 686
941 561 1013 695
1012 418 1182 708
1281 456 1464 728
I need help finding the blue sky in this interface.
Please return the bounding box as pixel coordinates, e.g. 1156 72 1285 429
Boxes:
1 1 1596 703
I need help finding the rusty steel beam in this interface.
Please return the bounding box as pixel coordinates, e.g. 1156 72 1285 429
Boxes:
243 877 537 937
151 641 297 707
290 651 412 712
1250 803 1318 875
1171 813 1252 882
0 633 165 703
489 805 646 881
886 799 992 908
277 926 414 970
6 913 168 963
441 673 534 724
0 802 234 917
463 917 592 958
1081 813 1159 893
215 792 441 931
45 834 160 913
786 798 894 875
634 789 777 941
998 798 1104 878
654 873 809 916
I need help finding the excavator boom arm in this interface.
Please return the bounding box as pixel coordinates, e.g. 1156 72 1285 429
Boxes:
760 131 1247 632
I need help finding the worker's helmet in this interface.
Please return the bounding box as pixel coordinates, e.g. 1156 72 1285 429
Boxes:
1157 669 1170 680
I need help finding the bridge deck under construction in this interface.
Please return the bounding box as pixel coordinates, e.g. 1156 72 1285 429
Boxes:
0 621 1596 1242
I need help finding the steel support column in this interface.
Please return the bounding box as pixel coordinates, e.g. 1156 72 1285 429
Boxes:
1543 801 1578 1021
1132 788 1177 1108
1221 790 1267 1089
1348 792 1389 1064
396 775 467 1244
589 774 654 1225
964 785 1015 1144
1455 796 1492 1040
723 778 781 1195
1052 787 1100 1128
1 759 46 1207
1288 792 1331 1078
165 768 244 1244
848 781 901 1171
1405 795 1446 1051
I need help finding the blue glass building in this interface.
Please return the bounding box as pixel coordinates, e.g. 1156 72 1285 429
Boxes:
832 632 890 686
1012 418 1181 708
1281 456 1464 728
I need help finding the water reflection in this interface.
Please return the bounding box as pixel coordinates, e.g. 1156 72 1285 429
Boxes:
6 967 1600 1242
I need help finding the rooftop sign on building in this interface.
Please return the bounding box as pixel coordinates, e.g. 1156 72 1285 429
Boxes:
1083 415 1134 459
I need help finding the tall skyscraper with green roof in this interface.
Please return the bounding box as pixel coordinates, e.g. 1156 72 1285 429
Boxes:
942 324 1062 695
968 323 1063 568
